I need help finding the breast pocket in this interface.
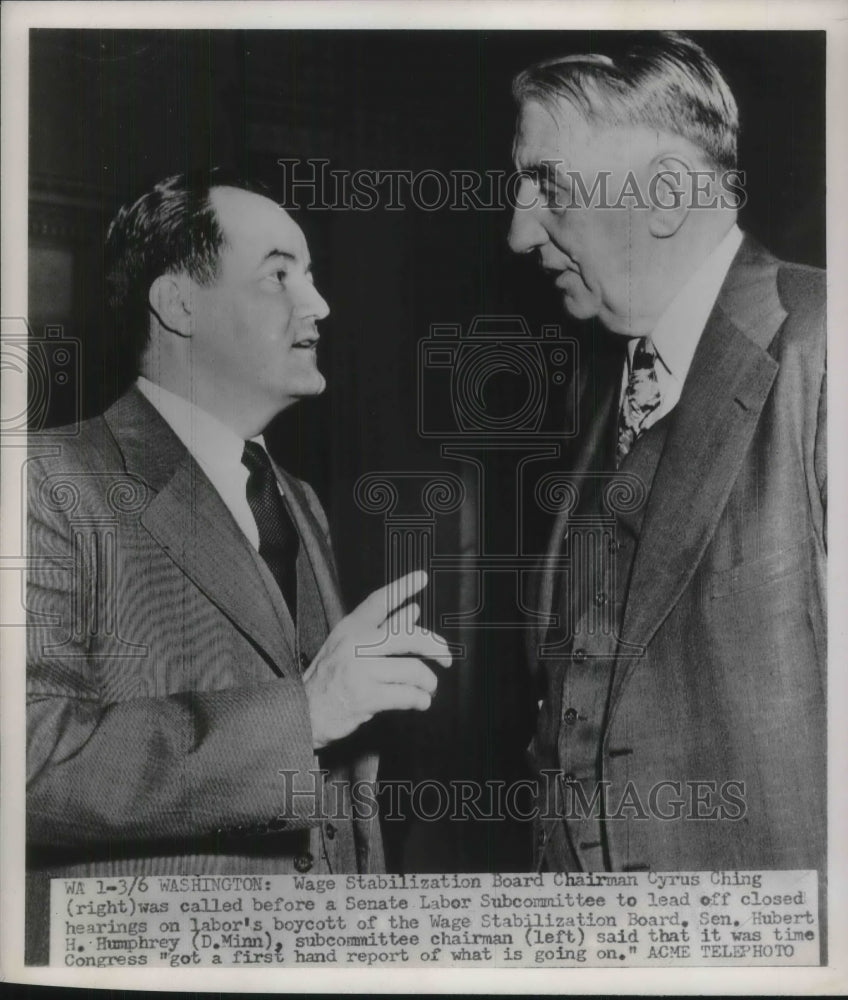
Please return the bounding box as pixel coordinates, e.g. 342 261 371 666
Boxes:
708 534 813 600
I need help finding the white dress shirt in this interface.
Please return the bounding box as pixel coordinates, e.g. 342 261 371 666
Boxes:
136 377 263 550
621 223 744 430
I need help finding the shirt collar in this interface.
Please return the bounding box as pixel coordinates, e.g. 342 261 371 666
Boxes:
136 376 249 475
631 223 744 379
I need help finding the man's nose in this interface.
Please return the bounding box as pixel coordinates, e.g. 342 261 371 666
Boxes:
303 283 330 321
508 178 549 255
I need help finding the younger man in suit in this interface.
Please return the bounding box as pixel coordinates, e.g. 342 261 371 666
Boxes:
26 170 450 961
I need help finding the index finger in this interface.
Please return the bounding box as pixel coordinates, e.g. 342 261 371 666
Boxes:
353 570 428 628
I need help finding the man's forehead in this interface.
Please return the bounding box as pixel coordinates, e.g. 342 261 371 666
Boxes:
514 98 655 175
514 99 587 164
211 186 308 263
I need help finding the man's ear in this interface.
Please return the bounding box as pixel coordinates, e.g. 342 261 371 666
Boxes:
148 273 193 338
647 154 692 238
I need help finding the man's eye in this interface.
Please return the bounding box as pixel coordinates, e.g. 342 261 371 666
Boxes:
265 270 288 285
541 182 567 211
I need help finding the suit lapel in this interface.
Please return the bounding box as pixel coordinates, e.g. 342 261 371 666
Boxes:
618 237 786 656
277 468 345 631
105 388 295 672
536 335 623 653
274 466 381 801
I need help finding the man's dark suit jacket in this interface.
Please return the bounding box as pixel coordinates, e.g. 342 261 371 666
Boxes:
26 388 384 962
530 236 826 878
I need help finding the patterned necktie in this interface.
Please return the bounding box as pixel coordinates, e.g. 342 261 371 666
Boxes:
616 337 662 467
242 441 299 624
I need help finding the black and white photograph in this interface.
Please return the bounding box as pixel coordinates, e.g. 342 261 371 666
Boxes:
1 0 846 991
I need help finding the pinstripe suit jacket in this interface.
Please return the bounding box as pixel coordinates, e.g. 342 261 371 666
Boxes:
530 236 827 877
26 387 383 959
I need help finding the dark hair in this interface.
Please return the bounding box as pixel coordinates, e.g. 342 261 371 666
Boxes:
104 168 272 374
513 32 739 171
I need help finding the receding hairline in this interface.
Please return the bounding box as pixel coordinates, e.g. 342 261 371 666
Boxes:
512 91 719 169
206 185 309 269
207 183 289 231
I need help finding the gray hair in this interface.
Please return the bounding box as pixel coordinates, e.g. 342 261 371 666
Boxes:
512 32 739 171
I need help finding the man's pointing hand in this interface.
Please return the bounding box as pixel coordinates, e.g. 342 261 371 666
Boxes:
303 570 452 750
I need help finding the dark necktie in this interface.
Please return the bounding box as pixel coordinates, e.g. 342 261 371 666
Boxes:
616 336 662 467
242 441 299 624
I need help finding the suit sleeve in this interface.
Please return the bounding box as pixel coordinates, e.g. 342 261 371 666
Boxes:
26 462 322 850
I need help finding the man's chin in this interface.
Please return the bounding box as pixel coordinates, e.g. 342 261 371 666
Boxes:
559 289 598 322
295 372 327 397
273 374 327 412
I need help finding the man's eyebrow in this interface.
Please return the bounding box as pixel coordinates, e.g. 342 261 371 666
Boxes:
260 249 312 272
517 161 569 184
539 160 569 183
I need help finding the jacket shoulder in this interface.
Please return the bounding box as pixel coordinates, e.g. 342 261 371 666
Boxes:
776 260 826 324
28 412 121 476
769 259 826 365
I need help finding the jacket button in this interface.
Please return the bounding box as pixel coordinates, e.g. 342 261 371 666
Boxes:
573 648 587 663
563 707 578 725
294 852 314 873
595 591 607 606
299 652 311 669
607 539 620 554
536 829 546 847
325 822 337 841
562 772 576 783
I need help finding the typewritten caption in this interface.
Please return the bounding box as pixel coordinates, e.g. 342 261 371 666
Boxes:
51 870 819 968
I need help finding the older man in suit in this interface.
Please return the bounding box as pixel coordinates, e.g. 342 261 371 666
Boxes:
26 170 450 961
508 34 826 879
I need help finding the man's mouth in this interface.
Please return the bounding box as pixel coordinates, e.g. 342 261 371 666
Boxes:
554 269 581 288
293 335 319 350
543 261 578 277
541 264 580 289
